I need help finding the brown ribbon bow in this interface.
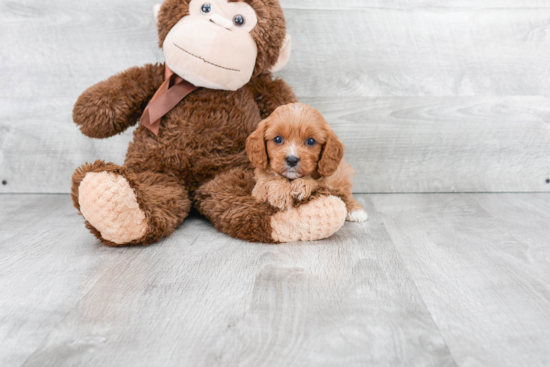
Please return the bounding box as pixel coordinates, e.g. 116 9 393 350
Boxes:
140 64 199 135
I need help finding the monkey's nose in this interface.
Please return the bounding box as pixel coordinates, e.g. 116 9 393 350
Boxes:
286 156 300 168
210 13 234 30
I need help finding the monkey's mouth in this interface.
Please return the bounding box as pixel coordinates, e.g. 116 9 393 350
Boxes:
173 43 241 72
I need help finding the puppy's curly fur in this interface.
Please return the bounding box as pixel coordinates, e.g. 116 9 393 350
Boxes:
246 103 368 222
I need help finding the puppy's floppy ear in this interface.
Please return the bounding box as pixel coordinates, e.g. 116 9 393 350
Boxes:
246 119 270 169
318 128 345 177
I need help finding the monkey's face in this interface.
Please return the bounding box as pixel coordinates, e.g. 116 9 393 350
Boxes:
163 0 257 90
156 0 291 91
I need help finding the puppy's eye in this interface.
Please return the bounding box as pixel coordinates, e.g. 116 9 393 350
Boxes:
201 3 212 14
306 138 316 146
274 136 283 144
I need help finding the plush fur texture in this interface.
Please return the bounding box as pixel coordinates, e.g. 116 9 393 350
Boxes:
79 172 148 244
71 0 348 245
246 103 368 222
271 195 347 242
72 161 191 246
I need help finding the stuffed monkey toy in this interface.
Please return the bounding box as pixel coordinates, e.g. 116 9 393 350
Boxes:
71 0 347 246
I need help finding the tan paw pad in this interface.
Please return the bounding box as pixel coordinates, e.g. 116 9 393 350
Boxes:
78 172 148 245
271 195 347 243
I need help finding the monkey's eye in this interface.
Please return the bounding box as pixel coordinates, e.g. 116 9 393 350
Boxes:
233 15 245 26
274 136 283 145
306 138 317 146
201 3 212 14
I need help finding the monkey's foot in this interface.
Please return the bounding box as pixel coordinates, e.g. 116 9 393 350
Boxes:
270 195 347 242
78 172 148 245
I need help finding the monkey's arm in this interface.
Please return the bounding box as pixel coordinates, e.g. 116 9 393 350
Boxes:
248 72 298 119
73 63 165 138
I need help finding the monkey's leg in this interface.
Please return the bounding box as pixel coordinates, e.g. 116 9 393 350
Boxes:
71 161 191 246
194 168 347 243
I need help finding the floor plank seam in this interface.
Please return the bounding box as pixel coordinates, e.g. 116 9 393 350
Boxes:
374 213 462 367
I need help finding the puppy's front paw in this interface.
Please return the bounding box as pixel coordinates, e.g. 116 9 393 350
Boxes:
268 193 294 211
290 178 318 201
347 209 368 222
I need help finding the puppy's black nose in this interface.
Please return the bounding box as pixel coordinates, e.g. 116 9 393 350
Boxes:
286 156 300 167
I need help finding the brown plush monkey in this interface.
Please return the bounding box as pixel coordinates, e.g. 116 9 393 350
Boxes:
71 0 348 246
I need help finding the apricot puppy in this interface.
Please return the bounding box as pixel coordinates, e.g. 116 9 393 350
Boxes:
246 103 368 222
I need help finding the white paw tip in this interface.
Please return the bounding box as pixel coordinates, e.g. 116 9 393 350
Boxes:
347 209 368 223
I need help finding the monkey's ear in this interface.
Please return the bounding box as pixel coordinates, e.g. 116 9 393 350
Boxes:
153 4 161 21
246 119 270 169
269 35 292 73
318 128 345 177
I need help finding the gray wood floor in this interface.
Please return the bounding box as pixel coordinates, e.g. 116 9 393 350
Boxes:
2 193 549 367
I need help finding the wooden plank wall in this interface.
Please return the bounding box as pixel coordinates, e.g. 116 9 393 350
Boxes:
1 0 549 193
